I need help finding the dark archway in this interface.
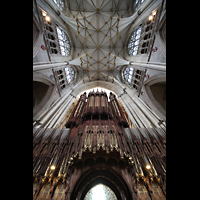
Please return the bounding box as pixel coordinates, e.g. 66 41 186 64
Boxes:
33 81 49 110
143 73 166 120
33 73 56 121
71 167 133 200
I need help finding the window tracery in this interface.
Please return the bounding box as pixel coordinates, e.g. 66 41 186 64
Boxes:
84 184 117 200
127 27 142 56
56 26 71 56
39 8 71 56
127 10 157 55
64 66 75 84
122 66 146 95
52 0 65 10
53 66 75 94
132 0 145 14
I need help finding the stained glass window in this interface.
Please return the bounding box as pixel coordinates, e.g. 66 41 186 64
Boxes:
56 26 71 56
84 184 117 200
127 27 141 55
122 66 134 85
52 0 65 10
64 67 75 84
132 0 145 13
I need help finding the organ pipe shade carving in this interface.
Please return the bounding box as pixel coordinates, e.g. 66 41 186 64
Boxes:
33 91 166 200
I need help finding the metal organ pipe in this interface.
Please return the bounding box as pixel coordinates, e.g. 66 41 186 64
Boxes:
105 95 108 109
114 100 121 117
95 95 99 107
34 90 166 199
73 100 82 117
77 101 83 117
89 96 94 108
101 95 105 108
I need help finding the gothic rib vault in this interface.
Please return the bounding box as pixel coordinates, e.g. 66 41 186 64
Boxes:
61 0 135 85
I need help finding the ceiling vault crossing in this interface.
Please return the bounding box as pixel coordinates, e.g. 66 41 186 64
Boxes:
59 0 136 84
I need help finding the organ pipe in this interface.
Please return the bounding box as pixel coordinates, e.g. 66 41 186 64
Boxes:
34 90 166 199
101 95 105 107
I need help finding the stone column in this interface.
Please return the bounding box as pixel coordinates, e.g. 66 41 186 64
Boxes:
129 61 166 72
52 95 76 128
126 88 166 129
46 95 74 128
33 62 69 72
119 95 139 128
38 89 73 127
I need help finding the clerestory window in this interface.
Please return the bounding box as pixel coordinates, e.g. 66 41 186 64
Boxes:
64 66 75 84
127 27 142 56
132 0 145 14
122 66 146 96
53 66 75 94
56 26 71 56
39 8 71 56
127 10 157 56
52 0 65 10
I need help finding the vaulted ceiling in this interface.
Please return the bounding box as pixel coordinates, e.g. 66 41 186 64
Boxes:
60 0 136 84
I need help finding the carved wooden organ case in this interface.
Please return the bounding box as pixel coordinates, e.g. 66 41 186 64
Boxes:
33 91 166 200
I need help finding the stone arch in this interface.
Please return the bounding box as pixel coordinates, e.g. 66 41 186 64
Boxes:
142 73 166 120
70 168 133 200
72 81 124 97
33 73 57 121
33 13 43 58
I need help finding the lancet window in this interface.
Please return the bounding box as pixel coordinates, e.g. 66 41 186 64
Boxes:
39 8 71 56
52 0 65 10
56 26 71 56
132 0 145 14
64 66 75 84
127 10 157 55
127 27 142 56
53 66 75 93
122 66 146 95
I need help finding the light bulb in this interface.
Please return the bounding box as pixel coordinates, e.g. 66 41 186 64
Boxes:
146 165 151 169
45 16 50 22
51 165 55 170
149 15 153 20
152 11 156 15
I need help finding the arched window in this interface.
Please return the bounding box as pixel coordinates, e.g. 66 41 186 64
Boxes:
127 10 157 56
52 0 65 10
127 27 141 55
39 8 71 56
64 66 75 83
122 66 134 84
53 66 75 94
84 184 117 200
132 0 145 14
56 26 71 56
122 66 146 95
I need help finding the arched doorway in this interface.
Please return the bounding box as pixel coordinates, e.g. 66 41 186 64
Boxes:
84 183 117 200
71 168 133 200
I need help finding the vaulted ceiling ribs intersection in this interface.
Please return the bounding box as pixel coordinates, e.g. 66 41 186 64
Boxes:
62 0 137 83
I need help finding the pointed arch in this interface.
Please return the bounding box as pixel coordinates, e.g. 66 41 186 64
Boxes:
142 73 166 120
33 73 57 120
